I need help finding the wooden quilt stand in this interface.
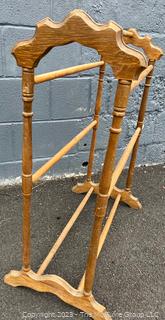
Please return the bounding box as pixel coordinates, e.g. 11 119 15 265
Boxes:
4 10 163 320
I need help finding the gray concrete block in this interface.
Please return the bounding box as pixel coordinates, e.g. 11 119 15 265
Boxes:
51 0 79 21
126 76 164 115
115 146 143 168
3 27 81 77
12 119 88 161
126 113 155 146
104 78 143 115
147 77 165 113
153 111 165 143
80 48 113 78
0 79 22 122
50 77 91 119
127 84 143 114
115 0 165 33
0 79 50 122
79 0 117 24
97 115 128 149
3 26 34 77
33 150 104 178
77 0 165 33
140 115 155 146
145 143 165 164
0 28 3 76
78 114 128 152
0 160 21 180
33 82 50 120
0 0 51 26
80 46 100 75
0 149 105 180
37 42 81 75
0 124 14 162
116 145 146 169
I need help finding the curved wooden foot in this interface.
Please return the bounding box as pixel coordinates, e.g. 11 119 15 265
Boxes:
111 187 142 209
72 180 99 194
72 180 142 209
4 270 112 320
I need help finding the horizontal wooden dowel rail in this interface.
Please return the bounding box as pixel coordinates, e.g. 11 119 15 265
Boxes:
32 120 97 183
108 127 141 197
37 186 94 275
78 193 121 291
34 61 105 84
131 65 153 91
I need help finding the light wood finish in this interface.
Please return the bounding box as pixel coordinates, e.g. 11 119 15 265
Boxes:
72 126 141 209
78 128 141 294
72 181 142 209
73 128 141 200
86 60 105 182
34 61 104 84
78 194 121 291
12 10 147 80
37 187 94 275
126 60 155 194
130 65 153 91
22 68 34 272
123 28 163 60
4 270 112 320
110 186 142 209
108 128 141 197
84 79 132 295
5 9 163 320
72 180 99 194
32 120 97 183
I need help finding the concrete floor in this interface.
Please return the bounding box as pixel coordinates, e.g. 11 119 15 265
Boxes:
0 165 165 320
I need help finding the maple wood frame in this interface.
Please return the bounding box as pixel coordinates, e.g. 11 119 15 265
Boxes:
4 9 163 320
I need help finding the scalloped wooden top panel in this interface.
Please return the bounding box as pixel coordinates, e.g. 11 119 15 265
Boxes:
124 28 163 61
12 9 149 80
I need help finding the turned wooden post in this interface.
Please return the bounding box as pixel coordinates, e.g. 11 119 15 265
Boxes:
86 60 105 181
125 60 155 192
22 68 34 271
84 79 132 295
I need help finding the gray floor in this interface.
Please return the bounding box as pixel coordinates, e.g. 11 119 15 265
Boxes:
0 165 165 320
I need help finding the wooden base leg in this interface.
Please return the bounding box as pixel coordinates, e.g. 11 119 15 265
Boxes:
111 186 142 209
72 180 99 194
72 180 142 209
4 270 112 320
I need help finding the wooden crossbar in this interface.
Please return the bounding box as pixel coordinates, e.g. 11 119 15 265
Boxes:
78 193 121 290
131 65 153 91
34 61 105 84
108 127 141 197
32 120 97 183
37 186 94 275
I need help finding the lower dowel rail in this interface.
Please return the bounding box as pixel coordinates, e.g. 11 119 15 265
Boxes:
37 187 94 275
108 127 141 197
78 193 121 291
32 120 97 183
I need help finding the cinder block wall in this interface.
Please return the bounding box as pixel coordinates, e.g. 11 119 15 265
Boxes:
0 0 164 181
